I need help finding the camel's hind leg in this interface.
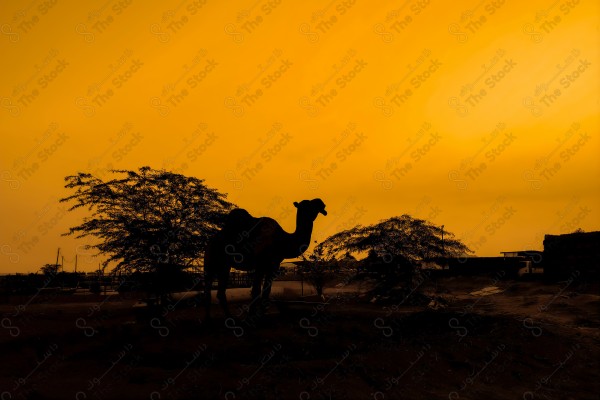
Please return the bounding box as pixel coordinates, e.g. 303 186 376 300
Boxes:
203 265 215 320
203 239 220 320
217 266 232 317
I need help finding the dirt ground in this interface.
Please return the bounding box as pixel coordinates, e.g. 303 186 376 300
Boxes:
0 277 598 400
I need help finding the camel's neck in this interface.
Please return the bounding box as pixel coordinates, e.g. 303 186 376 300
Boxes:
285 212 314 258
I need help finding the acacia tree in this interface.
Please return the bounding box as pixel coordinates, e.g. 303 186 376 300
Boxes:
40 263 60 275
299 242 340 298
315 215 472 289
61 167 235 281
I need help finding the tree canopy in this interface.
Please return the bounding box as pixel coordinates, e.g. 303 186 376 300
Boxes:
311 215 472 295
315 214 472 265
40 263 60 275
60 167 235 274
299 242 343 297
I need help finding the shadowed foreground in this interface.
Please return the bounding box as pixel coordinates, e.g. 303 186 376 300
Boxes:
1 279 598 399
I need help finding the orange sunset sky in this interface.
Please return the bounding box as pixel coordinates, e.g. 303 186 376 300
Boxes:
1 0 599 273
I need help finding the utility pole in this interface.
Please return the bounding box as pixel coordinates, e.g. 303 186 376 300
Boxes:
55 248 60 269
441 225 445 255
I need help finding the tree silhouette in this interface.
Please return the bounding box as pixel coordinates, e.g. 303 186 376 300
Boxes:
40 263 60 275
299 241 341 298
60 167 235 280
315 215 472 290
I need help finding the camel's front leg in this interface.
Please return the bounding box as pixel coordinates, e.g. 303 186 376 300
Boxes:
249 270 264 314
254 272 275 315
262 272 275 302
259 261 280 313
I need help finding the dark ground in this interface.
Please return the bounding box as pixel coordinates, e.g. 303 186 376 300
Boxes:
1 277 599 399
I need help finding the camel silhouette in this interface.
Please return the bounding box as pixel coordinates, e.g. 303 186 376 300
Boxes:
203 198 327 318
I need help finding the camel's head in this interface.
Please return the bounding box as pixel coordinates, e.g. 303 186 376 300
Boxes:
293 198 327 220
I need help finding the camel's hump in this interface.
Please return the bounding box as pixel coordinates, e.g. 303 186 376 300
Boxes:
223 209 283 242
224 208 256 232
228 208 253 221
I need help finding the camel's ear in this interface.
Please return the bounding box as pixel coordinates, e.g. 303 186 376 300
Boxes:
293 202 299 208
